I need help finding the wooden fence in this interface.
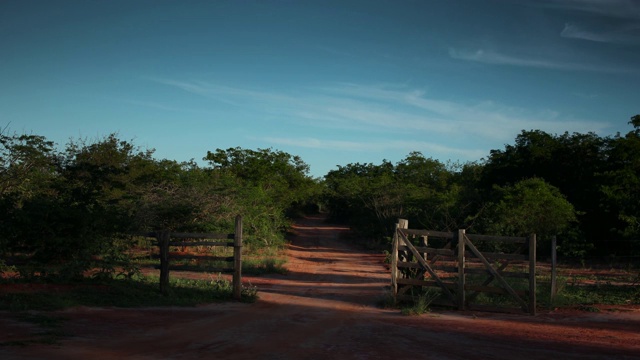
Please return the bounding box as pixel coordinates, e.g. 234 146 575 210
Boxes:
391 219 536 315
143 215 243 300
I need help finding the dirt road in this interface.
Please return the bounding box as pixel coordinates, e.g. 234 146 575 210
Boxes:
2 215 639 359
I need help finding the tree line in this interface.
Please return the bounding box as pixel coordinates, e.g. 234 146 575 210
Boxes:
0 133 321 280
324 115 640 260
1 115 638 280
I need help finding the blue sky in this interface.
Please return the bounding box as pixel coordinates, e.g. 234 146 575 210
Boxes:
2 0 639 177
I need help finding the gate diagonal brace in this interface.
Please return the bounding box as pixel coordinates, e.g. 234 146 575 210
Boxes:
398 230 458 306
467 243 527 303
464 235 529 311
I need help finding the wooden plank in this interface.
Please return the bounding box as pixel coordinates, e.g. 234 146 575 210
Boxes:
398 231 458 306
467 252 527 261
458 229 465 311
397 219 410 282
466 260 512 304
467 304 528 314
465 267 530 278
401 229 454 239
465 285 527 296
168 241 232 247
396 262 423 269
550 235 557 307
429 240 453 266
398 246 454 257
391 224 400 301
529 234 537 315
233 215 243 301
158 231 170 295
397 278 457 289
465 233 527 243
164 265 233 273
396 262 460 274
170 232 234 239
432 265 458 273
167 255 234 262
464 235 529 312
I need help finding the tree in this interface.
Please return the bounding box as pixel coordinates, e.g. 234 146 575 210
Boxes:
599 115 640 254
204 147 318 246
477 178 584 256
0 129 56 198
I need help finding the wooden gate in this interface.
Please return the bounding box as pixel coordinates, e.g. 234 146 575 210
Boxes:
144 215 243 300
391 219 536 315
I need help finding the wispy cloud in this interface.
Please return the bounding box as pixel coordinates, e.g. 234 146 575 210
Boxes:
264 136 487 159
122 99 218 115
147 78 610 159
450 48 573 69
449 48 637 73
533 0 640 19
561 23 640 44
147 77 294 107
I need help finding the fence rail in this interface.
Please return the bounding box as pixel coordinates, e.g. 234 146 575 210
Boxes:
142 215 243 300
391 219 536 315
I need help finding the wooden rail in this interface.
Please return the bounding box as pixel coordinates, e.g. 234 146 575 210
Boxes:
144 215 243 300
392 219 537 315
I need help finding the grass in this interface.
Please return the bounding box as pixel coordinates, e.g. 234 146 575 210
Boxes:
401 290 441 316
545 279 640 308
392 268 640 314
130 244 288 276
243 257 287 275
0 273 257 313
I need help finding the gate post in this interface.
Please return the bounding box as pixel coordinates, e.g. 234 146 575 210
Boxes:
529 233 537 315
457 229 466 311
392 219 408 304
391 222 399 303
233 215 243 300
550 235 557 308
158 231 170 296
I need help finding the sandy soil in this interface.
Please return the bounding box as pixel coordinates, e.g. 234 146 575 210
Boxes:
1 215 639 359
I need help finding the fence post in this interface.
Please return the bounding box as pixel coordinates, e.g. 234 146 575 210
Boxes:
397 219 409 275
391 222 399 303
550 235 557 308
457 229 466 311
529 233 537 315
158 231 170 296
233 215 243 300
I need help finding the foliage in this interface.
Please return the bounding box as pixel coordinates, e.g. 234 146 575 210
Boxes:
400 289 441 316
204 147 319 246
1 114 639 282
0 131 316 281
599 116 640 253
323 152 460 243
478 178 577 247
478 123 640 256
0 274 251 312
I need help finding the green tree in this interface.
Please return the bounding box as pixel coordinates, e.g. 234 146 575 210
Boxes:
204 147 318 246
600 115 640 254
479 178 583 256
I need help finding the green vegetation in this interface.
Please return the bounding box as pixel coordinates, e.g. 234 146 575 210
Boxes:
0 132 318 283
0 274 257 313
1 115 639 311
324 115 640 260
399 289 441 316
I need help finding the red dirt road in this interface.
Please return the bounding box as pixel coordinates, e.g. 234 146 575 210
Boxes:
1 215 640 359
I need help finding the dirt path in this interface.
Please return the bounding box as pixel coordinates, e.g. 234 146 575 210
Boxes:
2 215 640 359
